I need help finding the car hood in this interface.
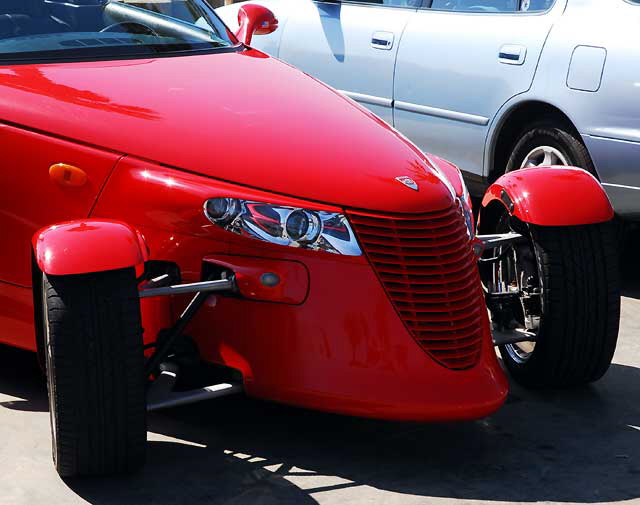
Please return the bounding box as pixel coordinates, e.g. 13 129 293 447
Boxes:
0 49 453 213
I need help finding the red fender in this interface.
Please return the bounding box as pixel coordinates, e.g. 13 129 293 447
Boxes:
235 4 278 46
481 167 614 226
32 219 148 276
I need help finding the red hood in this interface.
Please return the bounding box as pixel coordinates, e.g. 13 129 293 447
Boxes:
0 49 453 213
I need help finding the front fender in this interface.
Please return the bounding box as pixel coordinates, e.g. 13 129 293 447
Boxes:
481 167 614 226
32 219 148 276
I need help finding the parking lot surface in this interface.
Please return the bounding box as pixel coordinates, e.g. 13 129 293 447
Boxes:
1 275 638 505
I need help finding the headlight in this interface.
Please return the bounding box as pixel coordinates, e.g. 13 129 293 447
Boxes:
204 198 362 256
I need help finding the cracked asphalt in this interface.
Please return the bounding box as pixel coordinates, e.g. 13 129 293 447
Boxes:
1 255 638 505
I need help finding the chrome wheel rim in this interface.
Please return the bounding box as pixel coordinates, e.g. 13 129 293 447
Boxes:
520 146 569 168
488 220 542 365
504 269 539 365
506 339 536 363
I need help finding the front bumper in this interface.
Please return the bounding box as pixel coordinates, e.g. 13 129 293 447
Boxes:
186 248 508 422
95 161 509 421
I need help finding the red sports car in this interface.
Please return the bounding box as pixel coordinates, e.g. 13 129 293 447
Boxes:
0 0 619 478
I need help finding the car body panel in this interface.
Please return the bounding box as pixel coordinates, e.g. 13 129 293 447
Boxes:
0 123 121 287
277 1 416 125
126 220 510 421
222 0 640 219
0 53 452 213
581 135 640 219
0 282 35 351
218 0 417 125
393 1 564 177
88 157 509 421
520 0 640 216
481 166 614 226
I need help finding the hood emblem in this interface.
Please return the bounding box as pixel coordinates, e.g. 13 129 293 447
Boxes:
395 176 418 191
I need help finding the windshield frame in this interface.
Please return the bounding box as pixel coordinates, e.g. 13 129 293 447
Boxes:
0 0 241 66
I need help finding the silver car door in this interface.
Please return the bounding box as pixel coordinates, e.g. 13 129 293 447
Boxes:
279 0 419 124
393 0 566 180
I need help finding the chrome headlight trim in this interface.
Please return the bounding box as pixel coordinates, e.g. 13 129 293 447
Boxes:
204 198 362 256
427 154 475 240
458 191 475 240
453 170 475 240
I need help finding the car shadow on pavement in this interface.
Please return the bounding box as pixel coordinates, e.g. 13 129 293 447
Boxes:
0 345 48 413
2 259 639 505
39 360 640 504
1 345 639 504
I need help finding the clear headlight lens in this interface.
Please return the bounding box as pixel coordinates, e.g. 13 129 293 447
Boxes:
204 198 362 256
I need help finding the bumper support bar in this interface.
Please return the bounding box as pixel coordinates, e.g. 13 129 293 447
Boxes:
492 328 536 346
139 278 236 298
146 364 243 411
476 232 523 249
141 275 237 376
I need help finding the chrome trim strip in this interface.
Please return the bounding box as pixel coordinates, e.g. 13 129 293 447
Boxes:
394 101 489 126
492 328 536 347
602 182 640 191
139 278 235 298
339 90 392 108
477 232 523 249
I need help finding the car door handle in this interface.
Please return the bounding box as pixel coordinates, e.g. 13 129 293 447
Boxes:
499 44 527 65
371 31 394 50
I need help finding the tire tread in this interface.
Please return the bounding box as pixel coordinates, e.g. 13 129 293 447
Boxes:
500 222 620 387
44 268 146 477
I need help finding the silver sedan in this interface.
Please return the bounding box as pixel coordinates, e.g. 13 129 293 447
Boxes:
218 0 640 220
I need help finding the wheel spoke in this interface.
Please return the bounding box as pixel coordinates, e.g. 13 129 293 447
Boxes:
542 149 554 166
521 145 569 169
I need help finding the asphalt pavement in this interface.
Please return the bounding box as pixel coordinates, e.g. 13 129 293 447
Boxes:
1 259 638 505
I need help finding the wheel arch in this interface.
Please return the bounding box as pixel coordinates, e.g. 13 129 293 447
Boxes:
477 198 510 235
480 166 613 227
32 219 149 277
487 100 584 184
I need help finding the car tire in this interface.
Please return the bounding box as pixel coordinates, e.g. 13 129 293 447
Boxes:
497 222 620 387
506 122 595 174
42 267 146 477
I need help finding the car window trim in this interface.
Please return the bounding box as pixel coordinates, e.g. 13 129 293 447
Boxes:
419 0 558 13
313 0 421 9
0 43 243 66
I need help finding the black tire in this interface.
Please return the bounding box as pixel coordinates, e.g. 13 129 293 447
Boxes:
42 267 146 477
499 222 620 387
506 122 595 174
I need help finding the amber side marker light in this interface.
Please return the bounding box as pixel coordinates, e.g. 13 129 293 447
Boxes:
49 163 88 187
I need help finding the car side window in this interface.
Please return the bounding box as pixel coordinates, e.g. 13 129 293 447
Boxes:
339 0 422 7
428 0 553 12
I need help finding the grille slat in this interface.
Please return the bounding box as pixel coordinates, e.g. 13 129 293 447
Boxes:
401 312 480 325
365 230 468 248
378 269 477 285
348 204 484 370
398 297 480 316
386 281 477 295
422 338 482 352
353 221 463 234
349 207 457 222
